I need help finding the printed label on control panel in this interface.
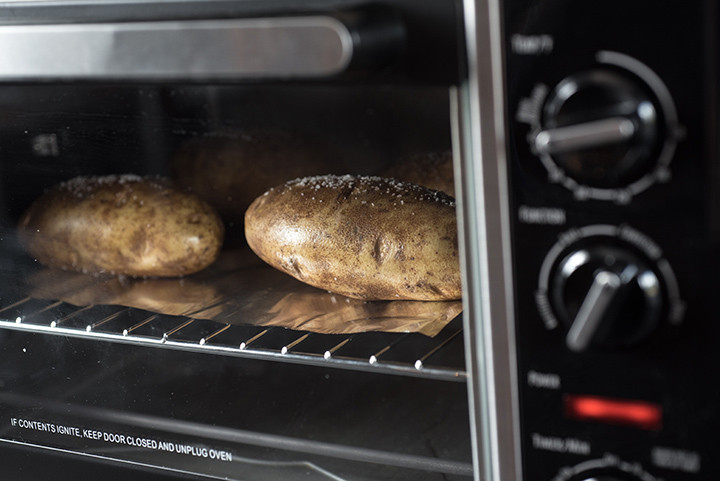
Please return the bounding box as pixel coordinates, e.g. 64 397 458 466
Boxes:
651 446 701 473
516 84 548 125
532 433 591 455
518 206 567 225
511 34 554 55
9 416 233 462
527 370 561 389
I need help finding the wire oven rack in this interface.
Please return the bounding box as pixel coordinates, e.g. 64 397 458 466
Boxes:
0 296 467 382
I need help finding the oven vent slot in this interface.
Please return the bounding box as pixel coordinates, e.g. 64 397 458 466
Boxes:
0 297 466 382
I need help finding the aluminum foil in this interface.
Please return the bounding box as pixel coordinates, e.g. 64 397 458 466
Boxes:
26 249 462 337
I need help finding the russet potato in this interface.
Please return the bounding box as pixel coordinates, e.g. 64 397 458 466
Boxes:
244 174 461 301
379 151 455 197
18 175 224 277
171 131 337 224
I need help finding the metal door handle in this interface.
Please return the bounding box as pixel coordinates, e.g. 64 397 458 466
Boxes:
0 14 397 80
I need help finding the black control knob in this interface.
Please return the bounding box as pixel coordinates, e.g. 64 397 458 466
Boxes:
566 467 648 481
533 68 660 189
549 243 664 352
554 461 660 481
518 52 684 201
574 477 625 481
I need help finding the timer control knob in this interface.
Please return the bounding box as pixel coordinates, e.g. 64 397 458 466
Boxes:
534 68 660 189
549 243 663 352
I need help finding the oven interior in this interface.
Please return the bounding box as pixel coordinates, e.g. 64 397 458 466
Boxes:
0 82 473 480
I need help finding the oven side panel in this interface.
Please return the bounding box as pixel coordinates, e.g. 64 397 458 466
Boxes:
459 0 521 480
466 1 720 481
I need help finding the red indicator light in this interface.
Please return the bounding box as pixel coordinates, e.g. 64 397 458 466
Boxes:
564 394 662 430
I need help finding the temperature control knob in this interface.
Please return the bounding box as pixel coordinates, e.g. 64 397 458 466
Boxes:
550 243 663 351
536 225 684 352
521 51 683 202
534 69 659 188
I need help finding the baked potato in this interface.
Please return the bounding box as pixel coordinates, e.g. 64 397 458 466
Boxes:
171 130 337 224
245 174 461 301
379 150 455 197
18 174 224 277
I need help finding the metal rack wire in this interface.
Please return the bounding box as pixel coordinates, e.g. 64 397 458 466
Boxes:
0 296 467 381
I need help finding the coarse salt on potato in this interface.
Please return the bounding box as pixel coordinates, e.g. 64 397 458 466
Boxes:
18 174 224 277
244 174 461 301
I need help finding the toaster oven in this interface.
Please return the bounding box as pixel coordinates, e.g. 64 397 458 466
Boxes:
0 0 717 481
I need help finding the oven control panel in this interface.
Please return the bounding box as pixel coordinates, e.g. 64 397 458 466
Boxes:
503 1 717 480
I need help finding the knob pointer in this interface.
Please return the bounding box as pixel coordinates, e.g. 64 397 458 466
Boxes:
565 270 622 352
534 117 636 155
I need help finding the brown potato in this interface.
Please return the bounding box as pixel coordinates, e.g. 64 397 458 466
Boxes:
18 175 224 277
379 151 455 197
245 174 461 301
171 130 337 224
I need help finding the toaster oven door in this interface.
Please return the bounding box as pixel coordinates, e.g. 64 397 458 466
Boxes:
0 2 476 480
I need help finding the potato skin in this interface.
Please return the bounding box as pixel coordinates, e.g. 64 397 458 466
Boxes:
171 131 337 223
245 175 461 301
18 175 224 277
379 151 455 197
